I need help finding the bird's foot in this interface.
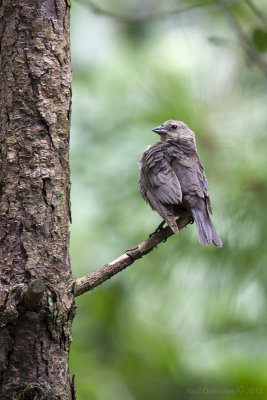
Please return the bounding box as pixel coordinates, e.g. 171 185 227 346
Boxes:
149 220 166 238
183 215 194 228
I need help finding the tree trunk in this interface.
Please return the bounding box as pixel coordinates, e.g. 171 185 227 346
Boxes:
0 1 75 399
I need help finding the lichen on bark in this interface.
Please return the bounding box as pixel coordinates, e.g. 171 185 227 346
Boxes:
0 1 75 399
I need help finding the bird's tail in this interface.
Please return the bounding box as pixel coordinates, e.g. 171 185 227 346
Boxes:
191 207 222 248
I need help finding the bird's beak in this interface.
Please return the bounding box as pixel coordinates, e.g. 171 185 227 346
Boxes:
152 125 168 135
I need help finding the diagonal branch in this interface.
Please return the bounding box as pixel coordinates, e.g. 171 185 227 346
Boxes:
218 0 267 76
74 216 191 297
245 0 267 30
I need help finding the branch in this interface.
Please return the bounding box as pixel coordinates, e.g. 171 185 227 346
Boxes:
74 216 191 297
245 0 267 30
218 0 267 76
77 0 215 23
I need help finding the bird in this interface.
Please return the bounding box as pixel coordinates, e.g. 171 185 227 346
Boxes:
139 120 222 247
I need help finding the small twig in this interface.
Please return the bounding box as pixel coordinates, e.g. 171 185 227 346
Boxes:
218 0 267 76
78 0 215 23
245 0 267 29
74 216 191 297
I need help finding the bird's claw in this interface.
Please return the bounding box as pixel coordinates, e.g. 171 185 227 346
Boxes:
149 221 166 238
162 234 168 243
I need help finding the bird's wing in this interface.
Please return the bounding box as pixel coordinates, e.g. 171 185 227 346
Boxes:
197 159 213 214
171 148 213 213
139 147 182 205
139 146 182 233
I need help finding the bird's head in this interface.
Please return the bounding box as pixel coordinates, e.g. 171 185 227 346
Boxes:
152 120 195 144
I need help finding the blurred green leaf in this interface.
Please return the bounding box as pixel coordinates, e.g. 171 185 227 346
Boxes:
208 36 233 47
252 27 267 52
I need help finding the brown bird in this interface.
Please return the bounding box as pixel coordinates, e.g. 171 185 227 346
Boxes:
139 120 222 247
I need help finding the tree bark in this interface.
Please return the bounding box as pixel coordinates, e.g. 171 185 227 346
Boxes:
0 1 75 399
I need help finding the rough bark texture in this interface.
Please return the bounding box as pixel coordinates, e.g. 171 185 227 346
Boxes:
0 1 75 399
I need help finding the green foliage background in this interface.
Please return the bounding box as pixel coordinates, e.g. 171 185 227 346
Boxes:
69 1 267 398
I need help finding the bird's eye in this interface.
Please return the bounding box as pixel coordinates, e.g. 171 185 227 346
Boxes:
171 124 178 129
